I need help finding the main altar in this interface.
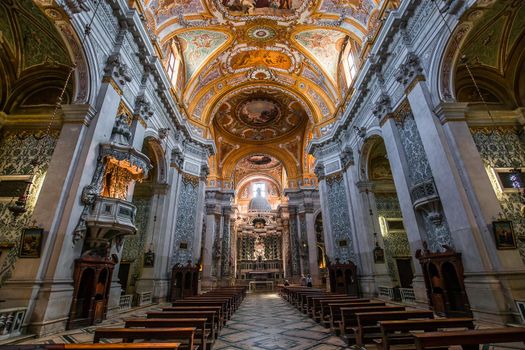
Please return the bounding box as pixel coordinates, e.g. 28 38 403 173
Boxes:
234 189 286 291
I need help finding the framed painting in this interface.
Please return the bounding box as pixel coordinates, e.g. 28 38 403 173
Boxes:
19 227 43 258
492 220 517 249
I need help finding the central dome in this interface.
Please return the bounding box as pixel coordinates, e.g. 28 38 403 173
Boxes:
248 188 272 212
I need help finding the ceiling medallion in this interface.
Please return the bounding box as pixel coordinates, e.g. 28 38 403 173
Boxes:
247 26 276 42
238 98 281 126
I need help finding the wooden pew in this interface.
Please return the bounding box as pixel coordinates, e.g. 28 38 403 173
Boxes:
412 327 525 350
163 306 224 328
2 345 181 350
93 327 195 350
329 301 386 333
316 298 371 325
375 317 475 350
147 310 218 341
340 305 406 340
172 301 229 323
307 295 360 318
353 310 434 346
125 318 209 350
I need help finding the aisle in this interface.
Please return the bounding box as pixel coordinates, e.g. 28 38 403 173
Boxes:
215 293 349 350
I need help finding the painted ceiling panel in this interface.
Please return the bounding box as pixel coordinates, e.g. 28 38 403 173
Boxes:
177 30 229 82
294 29 347 82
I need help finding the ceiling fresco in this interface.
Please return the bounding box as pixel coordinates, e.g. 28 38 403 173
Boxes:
294 29 347 82
176 29 230 82
142 0 394 186
213 86 308 142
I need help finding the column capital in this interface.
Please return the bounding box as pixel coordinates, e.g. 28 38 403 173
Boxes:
103 53 132 94
395 52 426 94
206 203 217 215
314 163 325 180
61 104 97 126
434 102 469 124
372 93 393 122
134 94 153 126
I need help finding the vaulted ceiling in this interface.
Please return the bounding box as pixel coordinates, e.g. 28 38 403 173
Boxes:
143 0 395 188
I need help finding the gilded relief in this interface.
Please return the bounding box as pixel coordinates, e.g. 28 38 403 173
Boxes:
221 0 299 16
230 50 292 70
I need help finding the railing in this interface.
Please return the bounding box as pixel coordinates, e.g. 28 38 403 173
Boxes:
119 294 133 311
238 259 283 271
400 288 416 304
0 307 26 340
378 286 394 300
137 291 153 306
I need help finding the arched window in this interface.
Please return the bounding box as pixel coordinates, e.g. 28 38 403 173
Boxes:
252 183 266 197
166 42 181 87
342 40 358 87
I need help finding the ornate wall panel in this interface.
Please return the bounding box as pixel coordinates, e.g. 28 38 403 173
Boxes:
171 176 199 265
121 197 152 290
325 174 355 263
0 130 57 283
396 108 453 252
471 127 525 261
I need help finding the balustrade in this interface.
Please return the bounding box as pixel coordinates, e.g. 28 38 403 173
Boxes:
0 307 26 340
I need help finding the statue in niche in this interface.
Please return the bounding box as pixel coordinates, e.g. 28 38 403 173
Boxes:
254 236 265 260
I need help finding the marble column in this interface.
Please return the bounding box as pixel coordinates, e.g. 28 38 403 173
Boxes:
220 207 232 282
21 65 126 335
397 53 525 322
380 116 427 304
304 204 320 285
201 202 219 288
288 206 301 278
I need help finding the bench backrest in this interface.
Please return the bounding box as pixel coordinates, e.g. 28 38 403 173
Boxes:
411 327 525 350
93 327 195 349
357 310 434 327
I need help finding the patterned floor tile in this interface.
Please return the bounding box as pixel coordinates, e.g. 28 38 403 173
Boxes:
21 293 350 349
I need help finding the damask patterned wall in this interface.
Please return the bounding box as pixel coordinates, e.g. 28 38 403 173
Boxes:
299 214 310 274
325 174 355 263
0 130 57 283
171 176 199 265
375 193 411 282
396 108 453 252
471 127 525 261
221 214 231 276
289 212 301 276
121 197 151 292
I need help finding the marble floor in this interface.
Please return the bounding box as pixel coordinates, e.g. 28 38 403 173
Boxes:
214 293 349 350
20 293 349 349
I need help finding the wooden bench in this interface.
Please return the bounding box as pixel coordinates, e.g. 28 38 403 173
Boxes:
329 301 386 333
164 306 224 328
171 301 229 323
353 310 434 346
93 327 195 350
2 345 181 350
340 305 406 339
375 318 475 350
307 296 361 319
147 310 218 341
412 327 525 350
125 318 209 350
317 298 371 325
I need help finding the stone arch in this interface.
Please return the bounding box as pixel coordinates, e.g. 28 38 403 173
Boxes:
221 147 299 182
